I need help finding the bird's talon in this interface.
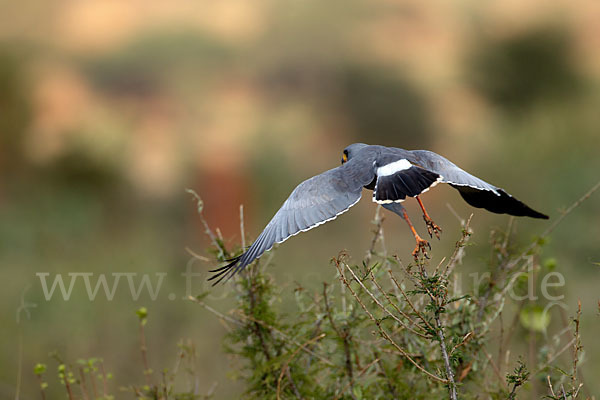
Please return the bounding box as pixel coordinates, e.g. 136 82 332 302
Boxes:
423 216 443 240
412 236 431 259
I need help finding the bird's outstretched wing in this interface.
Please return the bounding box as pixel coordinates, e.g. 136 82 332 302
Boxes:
406 150 548 219
208 164 370 285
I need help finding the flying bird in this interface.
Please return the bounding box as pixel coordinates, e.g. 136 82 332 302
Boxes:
209 143 548 284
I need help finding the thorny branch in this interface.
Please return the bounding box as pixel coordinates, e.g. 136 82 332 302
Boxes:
333 257 448 384
415 257 458 400
276 333 325 400
323 283 354 381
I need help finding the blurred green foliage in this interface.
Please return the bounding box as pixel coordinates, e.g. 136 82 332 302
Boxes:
0 48 30 170
336 66 432 149
84 31 233 96
470 27 581 114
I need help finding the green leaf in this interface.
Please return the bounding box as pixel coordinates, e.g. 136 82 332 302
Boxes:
136 307 148 323
33 363 47 375
519 305 550 333
543 258 557 271
195 291 209 302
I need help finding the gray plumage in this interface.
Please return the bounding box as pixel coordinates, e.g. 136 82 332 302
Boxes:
209 143 547 284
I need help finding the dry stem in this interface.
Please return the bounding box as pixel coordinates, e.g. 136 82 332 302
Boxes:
333 257 448 384
276 333 325 400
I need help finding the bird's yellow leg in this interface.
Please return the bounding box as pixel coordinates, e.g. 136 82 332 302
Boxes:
401 208 431 259
415 196 442 239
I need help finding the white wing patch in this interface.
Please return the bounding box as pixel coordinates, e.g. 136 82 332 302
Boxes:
376 159 412 176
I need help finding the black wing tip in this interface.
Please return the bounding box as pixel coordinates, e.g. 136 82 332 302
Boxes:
527 210 549 220
208 255 243 286
497 189 549 220
456 186 549 220
208 254 242 272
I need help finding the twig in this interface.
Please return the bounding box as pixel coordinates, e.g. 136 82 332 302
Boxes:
416 257 458 400
536 337 576 374
185 247 210 262
542 180 600 238
434 313 457 400
99 361 109 397
442 214 473 279
240 204 246 249
333 357 381 400
206 381 218 397
501 180 600 285
64 377 75 400
78 367 90 400
373 350 399 399
333 258 448 384
446 203 465 225
450 332 473 356
498 311 505 376
502 217 514 250
481 346 507 389
388 271 436 334
433 256 447 280
89 364 98 399
247 279 272 362
188 296 243 327
233 309 336 367
344 259 427 338
547 375 557 398
284 369 303 400
276 333 325 400
139 320 152 386
15 328 23 400
368 271 430 338
323 284 354 380
365 205 385 266
571 300 582 395
500 302 525 356
186 189 225 258
35 373 47 400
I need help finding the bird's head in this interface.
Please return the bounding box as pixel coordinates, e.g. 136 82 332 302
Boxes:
341 143 369 164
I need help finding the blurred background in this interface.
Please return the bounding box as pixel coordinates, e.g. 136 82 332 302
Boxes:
1 0 599 398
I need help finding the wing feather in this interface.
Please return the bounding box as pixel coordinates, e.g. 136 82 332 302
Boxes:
407 150 499 193
208 164 368 284
406 150 548 219
372 156 443 204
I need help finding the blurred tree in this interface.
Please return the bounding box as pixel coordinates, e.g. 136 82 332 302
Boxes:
0 48 31 174
84 31 232 97
469 28 581 114
257 63 432 150
38 144 121 193
335 65 432 149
